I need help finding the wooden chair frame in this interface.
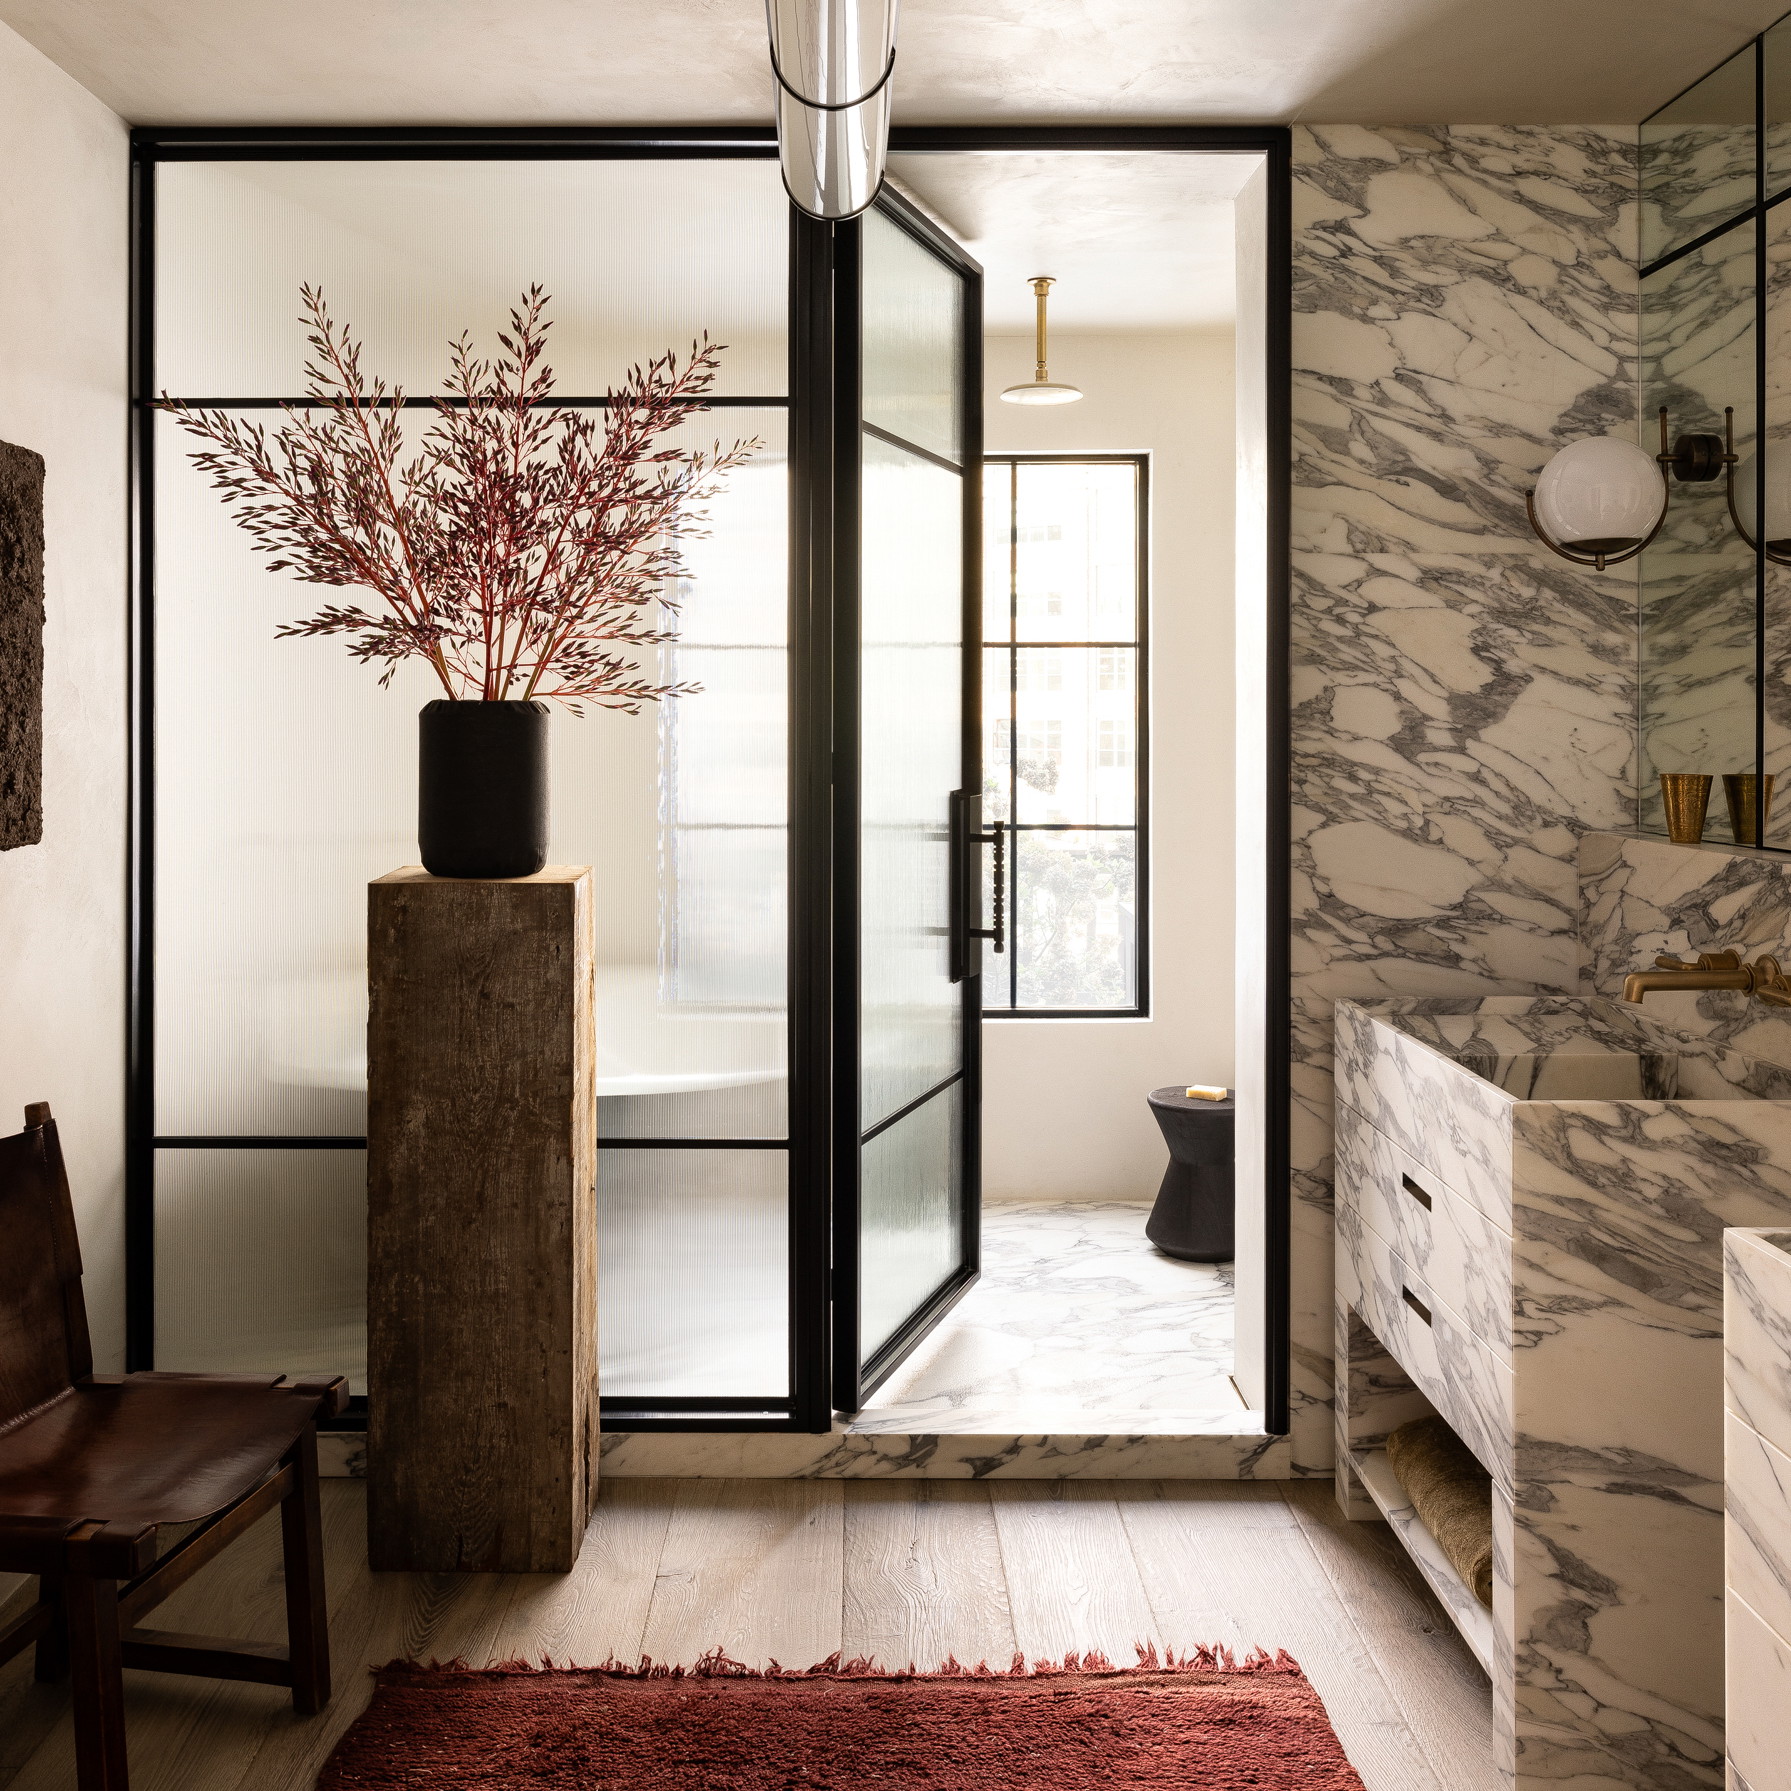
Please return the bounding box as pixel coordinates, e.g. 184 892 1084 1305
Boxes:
0 1104 347 1790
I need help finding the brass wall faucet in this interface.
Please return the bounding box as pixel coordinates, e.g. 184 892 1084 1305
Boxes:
1622 949 1791 1007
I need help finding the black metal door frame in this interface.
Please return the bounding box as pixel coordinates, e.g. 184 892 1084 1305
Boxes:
827 186 986 1412
126 121 1293 1438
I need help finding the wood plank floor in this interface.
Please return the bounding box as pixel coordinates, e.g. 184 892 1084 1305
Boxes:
0 1478 1497 1791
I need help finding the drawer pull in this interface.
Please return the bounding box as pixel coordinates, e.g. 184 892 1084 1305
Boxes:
1400 1173 1433 1211
1400 1286 1432 1326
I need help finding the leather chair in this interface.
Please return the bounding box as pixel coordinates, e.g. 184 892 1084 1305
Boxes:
0 1103 349 1790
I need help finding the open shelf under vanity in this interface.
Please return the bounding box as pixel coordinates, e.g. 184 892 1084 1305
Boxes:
1348 1446 1494 1675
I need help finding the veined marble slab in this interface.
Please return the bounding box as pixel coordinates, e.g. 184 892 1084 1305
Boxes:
1288 123 1638 1479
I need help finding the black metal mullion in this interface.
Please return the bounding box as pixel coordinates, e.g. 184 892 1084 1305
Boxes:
1008 461 1020 1009
126 145 157 1374
156 394 791 411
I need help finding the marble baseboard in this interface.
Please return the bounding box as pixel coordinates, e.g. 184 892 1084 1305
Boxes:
596 1428 1299 1479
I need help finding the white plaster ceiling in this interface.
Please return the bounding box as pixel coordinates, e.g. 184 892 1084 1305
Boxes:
887 152 1249 332
2 0 1787 127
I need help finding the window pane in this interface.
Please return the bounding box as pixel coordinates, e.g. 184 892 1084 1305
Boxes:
983 459 1013 643
1641 42 1757 267
598 1147 788 1398
1013 461 1139 641
983 645 1013 825
1013 830 1138 1011
1013 647 1138 824
862 209 963 464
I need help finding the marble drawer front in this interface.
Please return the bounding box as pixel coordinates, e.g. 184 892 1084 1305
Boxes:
1336 1195 1513 1488
1725 1594 1791 1791
1335 1100 1511 1360
1726 1228 1791 1461
1724 1228 1791 1791
1725 1412 1791 1650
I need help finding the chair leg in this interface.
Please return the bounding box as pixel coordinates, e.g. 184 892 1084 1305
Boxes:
35 1573 68 1681
65 1571 129 1791
279 1423 331 1716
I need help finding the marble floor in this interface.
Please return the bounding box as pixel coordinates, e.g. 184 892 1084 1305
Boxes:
853 1197 1244 1435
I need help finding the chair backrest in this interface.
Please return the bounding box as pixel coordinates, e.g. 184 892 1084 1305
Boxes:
0 1105 92 1430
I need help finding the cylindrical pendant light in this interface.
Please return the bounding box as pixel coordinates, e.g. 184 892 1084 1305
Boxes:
767 0 898 221
1000 277 1083 406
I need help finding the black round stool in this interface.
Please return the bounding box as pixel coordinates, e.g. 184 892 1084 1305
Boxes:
1144 1086 1235 1262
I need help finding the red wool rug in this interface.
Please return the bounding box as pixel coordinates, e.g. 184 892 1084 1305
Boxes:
318 1646 1367 1789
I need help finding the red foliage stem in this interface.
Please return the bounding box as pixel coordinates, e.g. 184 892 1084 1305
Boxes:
157 284 760 712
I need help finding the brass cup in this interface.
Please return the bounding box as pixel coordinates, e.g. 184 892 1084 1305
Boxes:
1658 773 1712 844
1723 773 1777 846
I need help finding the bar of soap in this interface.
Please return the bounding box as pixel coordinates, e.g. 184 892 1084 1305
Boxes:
1185 1084 1229 1101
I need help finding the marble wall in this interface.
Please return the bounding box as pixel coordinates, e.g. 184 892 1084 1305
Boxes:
1287 125 1640 1470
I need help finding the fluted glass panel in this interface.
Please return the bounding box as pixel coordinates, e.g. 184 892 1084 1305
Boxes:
861 207 962 464
598 1148 788 1397
153 412 787 1137
859 1087 961 1361
156 160 788 398
859 433 962 1129
155 1149 367 1392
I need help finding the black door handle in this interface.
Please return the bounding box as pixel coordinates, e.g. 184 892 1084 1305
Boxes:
948 790 1006 983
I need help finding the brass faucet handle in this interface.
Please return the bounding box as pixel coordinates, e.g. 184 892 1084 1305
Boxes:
1755 954 1791 1007
1654 949 1742 971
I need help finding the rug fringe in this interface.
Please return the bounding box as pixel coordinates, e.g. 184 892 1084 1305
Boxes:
377 1642 1303 1682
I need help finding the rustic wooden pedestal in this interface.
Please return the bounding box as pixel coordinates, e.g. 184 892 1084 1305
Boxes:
366 866 597 1572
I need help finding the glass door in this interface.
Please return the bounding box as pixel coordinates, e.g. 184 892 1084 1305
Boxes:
833 192 984 1408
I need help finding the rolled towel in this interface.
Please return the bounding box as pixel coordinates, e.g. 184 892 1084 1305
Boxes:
1384 1415 1494 1608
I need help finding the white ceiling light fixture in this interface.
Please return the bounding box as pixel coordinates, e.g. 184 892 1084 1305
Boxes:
1000 277 1083 406
767 0 898 221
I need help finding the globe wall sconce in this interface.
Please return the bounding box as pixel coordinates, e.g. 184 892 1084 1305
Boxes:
1527 408 1791 569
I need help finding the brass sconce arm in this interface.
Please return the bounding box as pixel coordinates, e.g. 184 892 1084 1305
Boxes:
1621 948 1791 1007
1716 406 1791 568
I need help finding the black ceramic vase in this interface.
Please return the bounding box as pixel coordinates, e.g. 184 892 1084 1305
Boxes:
418 699 550 879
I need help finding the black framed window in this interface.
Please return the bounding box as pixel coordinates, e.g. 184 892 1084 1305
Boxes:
981 454 1147 1017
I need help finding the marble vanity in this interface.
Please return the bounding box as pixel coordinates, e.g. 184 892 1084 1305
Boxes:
1725 1228 1791 1791
1334 995 1791 1791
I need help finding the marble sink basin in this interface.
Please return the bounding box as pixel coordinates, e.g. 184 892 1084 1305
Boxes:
1335 996 1791 1218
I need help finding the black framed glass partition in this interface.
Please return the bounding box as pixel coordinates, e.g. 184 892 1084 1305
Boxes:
135 138 815 1426
130 123 1295 1437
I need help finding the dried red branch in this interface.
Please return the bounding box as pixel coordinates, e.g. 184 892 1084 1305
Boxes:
158 285 760 712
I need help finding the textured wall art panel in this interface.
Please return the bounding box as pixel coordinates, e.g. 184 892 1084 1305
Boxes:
0 440 46 850
1288 125 1639 1470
